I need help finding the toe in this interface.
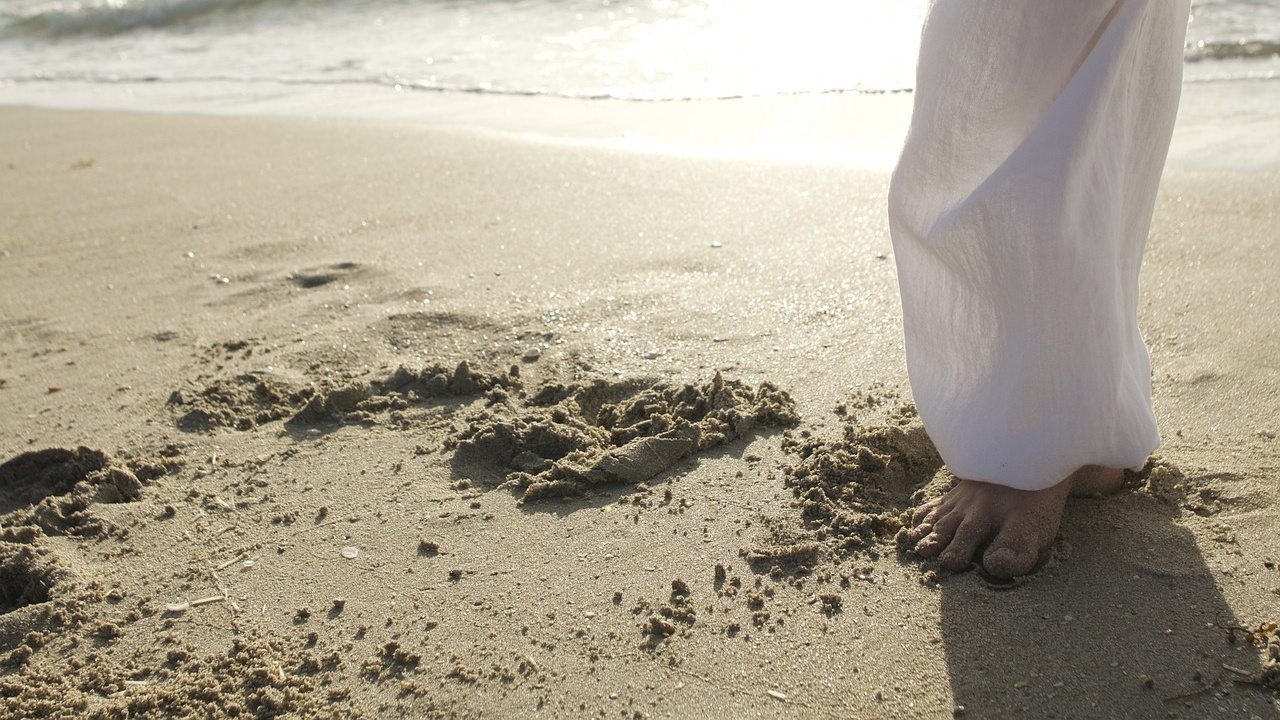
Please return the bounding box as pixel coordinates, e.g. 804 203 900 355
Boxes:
982 546 1038 579
938 516 992 572
913 530 941 558
914 509 965 557
906 505 944 543
906 505 945 542
982 526 1042 579
906 521 933 544
911 497 943 525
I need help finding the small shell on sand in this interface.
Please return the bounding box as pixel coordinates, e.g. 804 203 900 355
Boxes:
522 348 541 362
340 546 359 559
164 601 190 614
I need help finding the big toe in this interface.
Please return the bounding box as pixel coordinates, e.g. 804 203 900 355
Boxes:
981 523 1049 578
981 545 1039 579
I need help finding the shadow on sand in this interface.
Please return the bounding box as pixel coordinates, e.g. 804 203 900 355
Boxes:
939 489 1278 719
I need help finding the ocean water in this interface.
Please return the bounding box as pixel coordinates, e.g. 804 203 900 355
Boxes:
0 0 1276 101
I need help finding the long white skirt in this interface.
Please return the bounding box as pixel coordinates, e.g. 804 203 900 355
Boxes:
888 0 1191 490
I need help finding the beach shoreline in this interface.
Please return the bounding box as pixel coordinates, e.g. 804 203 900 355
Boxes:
3 73 1278 171
0 103 1277 717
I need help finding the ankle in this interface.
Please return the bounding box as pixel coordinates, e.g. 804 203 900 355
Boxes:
1068 465 1125 498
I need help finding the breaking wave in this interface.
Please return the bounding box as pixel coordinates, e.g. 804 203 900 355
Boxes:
1185 39 1280 62
2 0 277 37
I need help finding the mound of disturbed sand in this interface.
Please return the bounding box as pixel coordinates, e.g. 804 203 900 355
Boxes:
0 446 180 658
449 372 799 501
1 633 339 718
778 403 946 559
0 544 53 616
290 361 520 427
0 447 167 538
1265 634 1280 690
171 372 314 432
0 541 77 660
171 361 520 432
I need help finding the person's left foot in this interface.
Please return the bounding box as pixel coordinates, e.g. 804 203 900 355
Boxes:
904 465 1123 578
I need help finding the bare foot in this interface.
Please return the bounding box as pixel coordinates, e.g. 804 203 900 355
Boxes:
904 465 1124 579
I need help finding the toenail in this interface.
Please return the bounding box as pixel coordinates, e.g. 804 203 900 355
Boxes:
988 548 1014 563
984 546 1034 578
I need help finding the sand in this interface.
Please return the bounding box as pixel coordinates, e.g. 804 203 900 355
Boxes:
0 102 1277 718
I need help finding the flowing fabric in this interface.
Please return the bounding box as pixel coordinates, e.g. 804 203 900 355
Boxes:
888 0 1192 490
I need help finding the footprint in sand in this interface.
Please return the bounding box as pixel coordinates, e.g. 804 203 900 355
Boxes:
288 261 363 289
0 447 166 539
0 446 169 650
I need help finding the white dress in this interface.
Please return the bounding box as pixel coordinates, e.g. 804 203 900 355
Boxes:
888 0 1192 490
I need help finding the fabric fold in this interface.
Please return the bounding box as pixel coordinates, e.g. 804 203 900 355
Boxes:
888 0 1191 490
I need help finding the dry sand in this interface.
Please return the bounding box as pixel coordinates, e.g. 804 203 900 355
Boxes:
0 104 1277 718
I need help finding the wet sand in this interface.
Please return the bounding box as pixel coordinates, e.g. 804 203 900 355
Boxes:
0 105 1277 718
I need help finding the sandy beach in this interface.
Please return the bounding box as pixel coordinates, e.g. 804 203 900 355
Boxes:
0 89 1277 718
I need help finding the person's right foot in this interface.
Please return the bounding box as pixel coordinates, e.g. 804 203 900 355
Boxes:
903 465 1124 578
